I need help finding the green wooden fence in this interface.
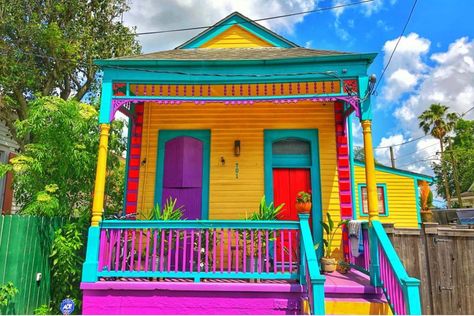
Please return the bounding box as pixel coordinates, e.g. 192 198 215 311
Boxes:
0 215 63 315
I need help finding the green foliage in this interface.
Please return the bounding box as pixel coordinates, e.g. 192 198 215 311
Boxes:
0 282 18 308
246 196 284 220
0 96 126 218
0 0 141 147
432 118 474 202
50 222 84 314
34 304 52 315
143 197 185 220
316 212 349 258
418 103 458 140
296 191 311 203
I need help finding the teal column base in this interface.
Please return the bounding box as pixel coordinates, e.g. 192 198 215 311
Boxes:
82 226 101 282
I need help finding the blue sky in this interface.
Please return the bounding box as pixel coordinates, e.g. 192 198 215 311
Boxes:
123 0 474 181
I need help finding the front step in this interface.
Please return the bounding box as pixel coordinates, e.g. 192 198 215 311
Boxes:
323 270 392 315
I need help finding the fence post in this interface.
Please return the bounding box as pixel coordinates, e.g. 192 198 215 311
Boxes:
403 277 422 315
82 226 101 282
299 214 308 286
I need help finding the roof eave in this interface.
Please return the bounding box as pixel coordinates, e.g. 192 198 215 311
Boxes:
94 52 377 67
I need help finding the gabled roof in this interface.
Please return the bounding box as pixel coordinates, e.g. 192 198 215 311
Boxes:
108 47 353 61
354 159 435 182
177 12 298 49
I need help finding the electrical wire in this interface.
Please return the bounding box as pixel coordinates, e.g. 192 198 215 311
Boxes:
134 0 375 36
373 0 418 94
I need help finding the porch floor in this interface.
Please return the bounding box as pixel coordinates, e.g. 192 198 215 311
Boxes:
97 269 376 293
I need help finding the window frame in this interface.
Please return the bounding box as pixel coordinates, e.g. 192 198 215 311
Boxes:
357 183 389 217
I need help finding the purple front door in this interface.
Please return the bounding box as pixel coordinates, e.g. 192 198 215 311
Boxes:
162 136 203 219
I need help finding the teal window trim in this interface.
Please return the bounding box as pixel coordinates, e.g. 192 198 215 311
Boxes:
357 183 389 217
154 130 211 220
414 179 421 228
121 115 133 215
263 129 323 250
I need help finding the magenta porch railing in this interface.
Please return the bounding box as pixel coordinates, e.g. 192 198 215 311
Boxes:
96 220 303 281
347 220 421 315
83 216 326 314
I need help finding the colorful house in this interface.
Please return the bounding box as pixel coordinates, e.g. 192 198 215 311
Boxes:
353 160 434 228
81 12 422 315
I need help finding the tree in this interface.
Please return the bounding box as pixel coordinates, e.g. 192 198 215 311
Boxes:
0 0 141 148
418 103 459 208
0 96 126 218
432 119 474 205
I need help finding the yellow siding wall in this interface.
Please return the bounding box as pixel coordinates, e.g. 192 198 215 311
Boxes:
136 101 344 253
354 165 419 228
200 25 274 48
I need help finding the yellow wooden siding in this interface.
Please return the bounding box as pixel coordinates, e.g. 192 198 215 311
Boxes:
199 25 274 48
354 165 418 228
136 101 344 253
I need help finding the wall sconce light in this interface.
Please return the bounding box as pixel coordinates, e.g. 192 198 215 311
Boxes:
234 140 241 157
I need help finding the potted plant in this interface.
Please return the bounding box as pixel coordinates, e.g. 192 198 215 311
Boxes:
245 196 284 281
419 182 434 222
337 259 351 274
316 212 349 273
296 191 312 214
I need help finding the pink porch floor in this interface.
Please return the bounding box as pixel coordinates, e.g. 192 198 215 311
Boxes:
97 269 377 295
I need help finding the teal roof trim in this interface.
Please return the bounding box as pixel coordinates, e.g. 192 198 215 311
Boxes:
95 53 377 67
354 160 434 182
177 12 297 49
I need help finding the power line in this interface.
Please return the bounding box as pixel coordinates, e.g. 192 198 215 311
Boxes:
134 0 375 36
373 0 418 94
374 135 426 149
394 142 439 161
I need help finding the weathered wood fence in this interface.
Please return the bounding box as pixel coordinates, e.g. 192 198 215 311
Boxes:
0 216 63 315
383 222 474 315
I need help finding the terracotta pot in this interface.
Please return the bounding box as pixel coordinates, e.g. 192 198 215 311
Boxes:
420 210 433 223
296 202 312 214
321 257 337 273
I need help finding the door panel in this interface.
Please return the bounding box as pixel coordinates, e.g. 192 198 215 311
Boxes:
273 168 311 263
162 136 203 220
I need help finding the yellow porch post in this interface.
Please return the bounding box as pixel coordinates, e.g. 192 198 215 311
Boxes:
91 123 111 226
361 120 379 222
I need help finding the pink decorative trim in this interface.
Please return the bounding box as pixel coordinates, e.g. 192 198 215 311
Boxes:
109 96 361 122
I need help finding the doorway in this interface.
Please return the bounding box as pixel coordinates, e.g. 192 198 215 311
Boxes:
264 130 322 248
155 130 210 219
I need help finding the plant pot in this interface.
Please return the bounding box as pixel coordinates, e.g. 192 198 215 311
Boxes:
296 202 312 214
420 210 433 223
321 257 337 273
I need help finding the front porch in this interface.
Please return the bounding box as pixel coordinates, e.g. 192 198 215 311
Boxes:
81 217 419 315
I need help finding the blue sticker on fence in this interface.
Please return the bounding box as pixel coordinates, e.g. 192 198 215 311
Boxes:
60 298 75 315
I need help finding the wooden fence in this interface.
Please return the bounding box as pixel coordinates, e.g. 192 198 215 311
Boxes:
0 216 63 315
383 222 474 315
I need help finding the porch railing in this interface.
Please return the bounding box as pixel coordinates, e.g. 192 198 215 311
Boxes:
348 220 421 315
96 220 301 281
82 215 325 314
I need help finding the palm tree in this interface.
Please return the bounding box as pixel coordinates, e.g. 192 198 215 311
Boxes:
418 103 459 208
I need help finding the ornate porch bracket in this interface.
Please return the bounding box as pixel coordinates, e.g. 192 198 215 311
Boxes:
110 95 361 121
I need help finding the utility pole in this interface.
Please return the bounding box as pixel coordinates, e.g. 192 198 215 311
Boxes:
448 138 463 206
389 146 396 168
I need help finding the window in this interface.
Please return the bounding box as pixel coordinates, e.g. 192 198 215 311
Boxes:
360 185 387 215
272 138 311 166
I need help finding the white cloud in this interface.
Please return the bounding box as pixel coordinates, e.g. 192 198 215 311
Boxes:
124 0 315 53
394 37 474 133
374 134 406 166
376 19 393 32
380 33 431 102
332 0 394 18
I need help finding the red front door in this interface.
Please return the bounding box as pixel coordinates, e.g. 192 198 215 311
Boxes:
273 168 311 263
